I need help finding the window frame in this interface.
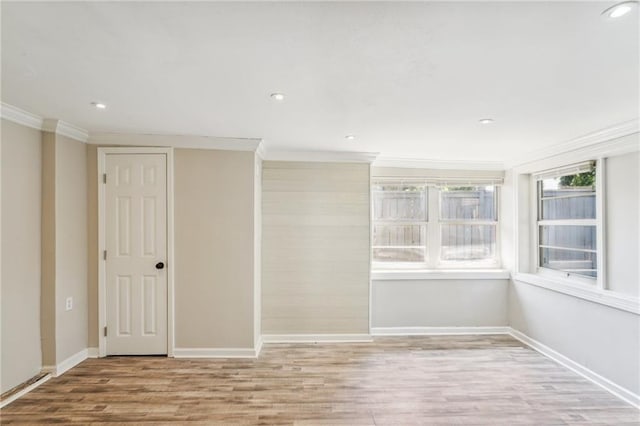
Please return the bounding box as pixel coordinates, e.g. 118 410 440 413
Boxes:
438 185 501 269
371 181 501 270
371 182 430 269
532 159 605 288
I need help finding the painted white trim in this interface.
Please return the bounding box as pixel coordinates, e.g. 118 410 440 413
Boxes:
0 102 44 130
56 348 89 376
510 126 639 173
166 148 175 358
0 374 51 409
373 157 505 171
261 334 373 343
89 132 261 152
508 328 640 409
371 327 510 336
173 347 260 359
255 336 264 358
0 104 89 142
87 347 100 358
42 119 89 143
264 150 379 163
513 273 640 315
97 147 175 357
42 348 88 377
255 142 267 160
372 269 510 281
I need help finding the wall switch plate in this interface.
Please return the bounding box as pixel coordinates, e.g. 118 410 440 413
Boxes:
65 297 73 311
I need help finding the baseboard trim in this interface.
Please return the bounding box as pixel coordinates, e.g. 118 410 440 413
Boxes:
42 348 89 377
508 328 640 409
371 326 510 336
87 347 100 358
0 374 51 409
255 336 264 357
173 347 260 358
261 334 373 343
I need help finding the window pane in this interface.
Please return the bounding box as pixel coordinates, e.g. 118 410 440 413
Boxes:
540 247 597 278
541 171 595 198
539 225 596 251
440 186 496 220
372 183 427 221
541 196 595 220
440 224 496 261
540 171 596 220
373 247 425 263
373 224 425 263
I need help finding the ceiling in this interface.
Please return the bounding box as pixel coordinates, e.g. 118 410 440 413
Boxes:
1 1 638 163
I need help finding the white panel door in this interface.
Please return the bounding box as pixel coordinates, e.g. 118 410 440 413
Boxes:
105 154 167 355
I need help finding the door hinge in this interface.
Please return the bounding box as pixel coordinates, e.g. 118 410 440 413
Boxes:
103 173 107 184
104 326 108 337
103 250 107 260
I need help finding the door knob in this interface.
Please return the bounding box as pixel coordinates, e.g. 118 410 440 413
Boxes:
155 262 165 270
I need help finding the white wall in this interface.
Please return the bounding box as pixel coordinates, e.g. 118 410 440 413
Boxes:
508 141 640 400
372 279 508 328
1 120 43 393
606 151 639 297
509 280 640 395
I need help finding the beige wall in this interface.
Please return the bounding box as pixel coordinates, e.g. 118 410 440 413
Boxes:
1 120 43 393
87 146 260 349
262 161 370 334
87 145 99 347
253 157 262 347
40 131 88 366
41 132 56 366
174 148 257 348
54 135 88 361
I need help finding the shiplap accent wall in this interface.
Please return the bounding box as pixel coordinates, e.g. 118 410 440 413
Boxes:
262 161 370 334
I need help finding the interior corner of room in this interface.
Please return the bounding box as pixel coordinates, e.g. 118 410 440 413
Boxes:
1 0 639 420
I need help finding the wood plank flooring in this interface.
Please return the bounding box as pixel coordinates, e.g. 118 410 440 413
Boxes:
1 335 638 425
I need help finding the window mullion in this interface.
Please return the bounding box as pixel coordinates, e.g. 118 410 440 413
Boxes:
426 186 440 268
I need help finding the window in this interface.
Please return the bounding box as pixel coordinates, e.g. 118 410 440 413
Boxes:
372 182 428 265
372 180 499 269
440 186 497 263
535 161 597 279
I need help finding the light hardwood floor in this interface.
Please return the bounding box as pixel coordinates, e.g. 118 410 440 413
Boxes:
1 336 638 425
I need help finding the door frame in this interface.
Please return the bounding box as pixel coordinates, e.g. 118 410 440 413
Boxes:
97 147 175 357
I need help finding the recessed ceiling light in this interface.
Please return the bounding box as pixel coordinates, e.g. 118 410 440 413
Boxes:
91 102 107 109
479 118 494 124
270 93 285 101
345 135 356 140
602 1 636 18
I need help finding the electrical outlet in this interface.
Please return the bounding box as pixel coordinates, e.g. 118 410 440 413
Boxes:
65 297 73 311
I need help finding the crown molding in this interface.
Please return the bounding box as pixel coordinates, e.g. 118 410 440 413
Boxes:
373 156 505 171
42 119 89 143
507 119 640 170
0 102 44 130
89 132 262 152
264 149 379 163
1 103 89 142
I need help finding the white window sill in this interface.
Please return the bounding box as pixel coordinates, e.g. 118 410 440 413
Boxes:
513 272 640 315
371 269 510 281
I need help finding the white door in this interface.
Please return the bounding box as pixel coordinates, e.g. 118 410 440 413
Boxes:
105 153 167 355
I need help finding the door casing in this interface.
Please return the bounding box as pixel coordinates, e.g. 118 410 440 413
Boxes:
98 147 175 357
